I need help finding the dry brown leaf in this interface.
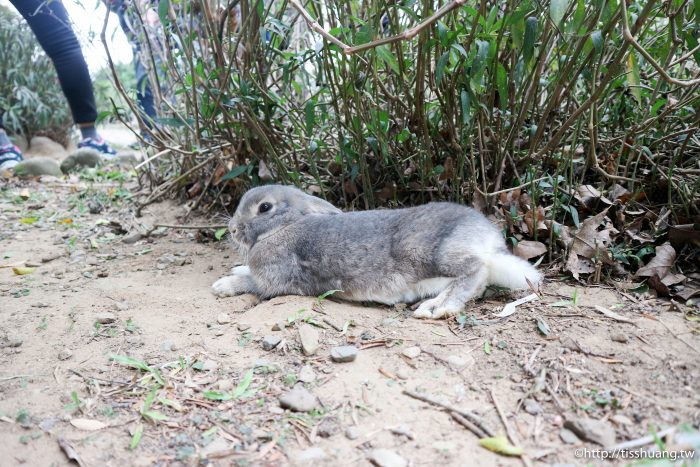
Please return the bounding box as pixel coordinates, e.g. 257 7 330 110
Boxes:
513 240 547 260
564 208 615 279
70 418 107 431
636 243 676 278
58 438 85 467
593 305 636 324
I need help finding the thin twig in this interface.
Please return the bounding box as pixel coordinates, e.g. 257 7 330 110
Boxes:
155 224 228 230
490 388 533 467
402 389 494 437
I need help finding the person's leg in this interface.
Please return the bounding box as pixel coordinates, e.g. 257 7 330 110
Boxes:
0 115 24 170
9 0 115 156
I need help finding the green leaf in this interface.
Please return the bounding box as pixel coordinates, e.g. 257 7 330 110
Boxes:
460 90 471 124
232 369 254 398
484 341 492 355
376 46 400 74
220 166 248 182
129 423 143 449
214 228 227 241
19 217 39 224
626 52 642 104
436 52 449 86
13 267 35 275
143 410 168 422
203 390 233 401
496 62 508 109
523 17 537 65
536 316 551 336
158 0 169 25
110 355 164 385
590 30 603 55
550 0 569 26
479 436 524 456
305 100 315 138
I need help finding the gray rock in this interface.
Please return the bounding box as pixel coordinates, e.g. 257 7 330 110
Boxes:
447 355 470 368
564 417 617 447
58 348 73 361
368 449 407 467
330 345 358 363
279 385 319 412
401 346 421 359
524 398 542 415
262 335 282 351
60 148 102 173
317 416 340 438
13 157 62 177
2 334 23 348
160 341 176 352
610 332 629 343
27 136 66 159
217 313 231 325
200 436 230 457
295 447 327 463
237 323 251 331
396 368 410 380
298 324 319 356
559 428 579 444
345 426 361 440
298 365 316 383
94 312 116 324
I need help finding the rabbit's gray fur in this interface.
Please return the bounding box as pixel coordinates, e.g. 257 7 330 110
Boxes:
213 185 541 319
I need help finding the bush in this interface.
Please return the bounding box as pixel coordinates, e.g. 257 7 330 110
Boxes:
111 0 699 220
0 5 73 145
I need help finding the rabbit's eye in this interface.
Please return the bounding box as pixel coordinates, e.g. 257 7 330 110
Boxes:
258 202 272 214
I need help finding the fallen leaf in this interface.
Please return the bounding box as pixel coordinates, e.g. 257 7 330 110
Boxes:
70 418 106 431
636 243 675 278
535 316 551 336
19 217 39 224
12 267 35 275
58 438 85 466
564 208 615 279
479 435 523 456
513 240 547 260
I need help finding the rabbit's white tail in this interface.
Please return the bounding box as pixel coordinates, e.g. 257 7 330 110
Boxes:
485 253 542 290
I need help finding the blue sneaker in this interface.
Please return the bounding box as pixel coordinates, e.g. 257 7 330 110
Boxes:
0 145 23 171
78 137 117 158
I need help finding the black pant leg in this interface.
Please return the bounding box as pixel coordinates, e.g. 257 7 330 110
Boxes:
9 0 97 124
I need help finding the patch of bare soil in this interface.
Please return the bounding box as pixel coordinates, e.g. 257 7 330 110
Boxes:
1 173 699 466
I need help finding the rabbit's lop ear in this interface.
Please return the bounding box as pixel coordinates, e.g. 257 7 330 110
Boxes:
292 191 341 215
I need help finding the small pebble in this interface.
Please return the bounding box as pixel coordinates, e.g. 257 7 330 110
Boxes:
317 416 340 438
217 313 231 325
524 399 542 415
446 355 467 368
160 341 176 352
279 385 319 412
298 365 316 383
94 312 116 324
395 368 410 380
271 321 286 331
2 334 23 348
299 323 320 356
610 332 629 343
345 426 361 440
262 335 282 351
58 348 73 361
559 428 579 444
401 346 421 359
330 345 358 363
367 448 407 467
237 323 251 331
201 359 218 371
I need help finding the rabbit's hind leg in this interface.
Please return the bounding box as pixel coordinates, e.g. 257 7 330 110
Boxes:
413 268 488 319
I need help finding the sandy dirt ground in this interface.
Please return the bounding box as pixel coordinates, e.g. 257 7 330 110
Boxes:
1 163 699 466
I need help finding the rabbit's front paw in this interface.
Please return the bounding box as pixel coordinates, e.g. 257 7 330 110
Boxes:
212 275 248 297
413 297 462 319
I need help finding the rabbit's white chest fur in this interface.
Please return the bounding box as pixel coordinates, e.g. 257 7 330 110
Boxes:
213 185 542 319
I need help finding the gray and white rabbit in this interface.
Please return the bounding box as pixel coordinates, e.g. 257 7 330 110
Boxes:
212 185 541 319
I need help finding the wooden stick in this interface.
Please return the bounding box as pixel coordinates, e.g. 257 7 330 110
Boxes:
402 388 494 437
